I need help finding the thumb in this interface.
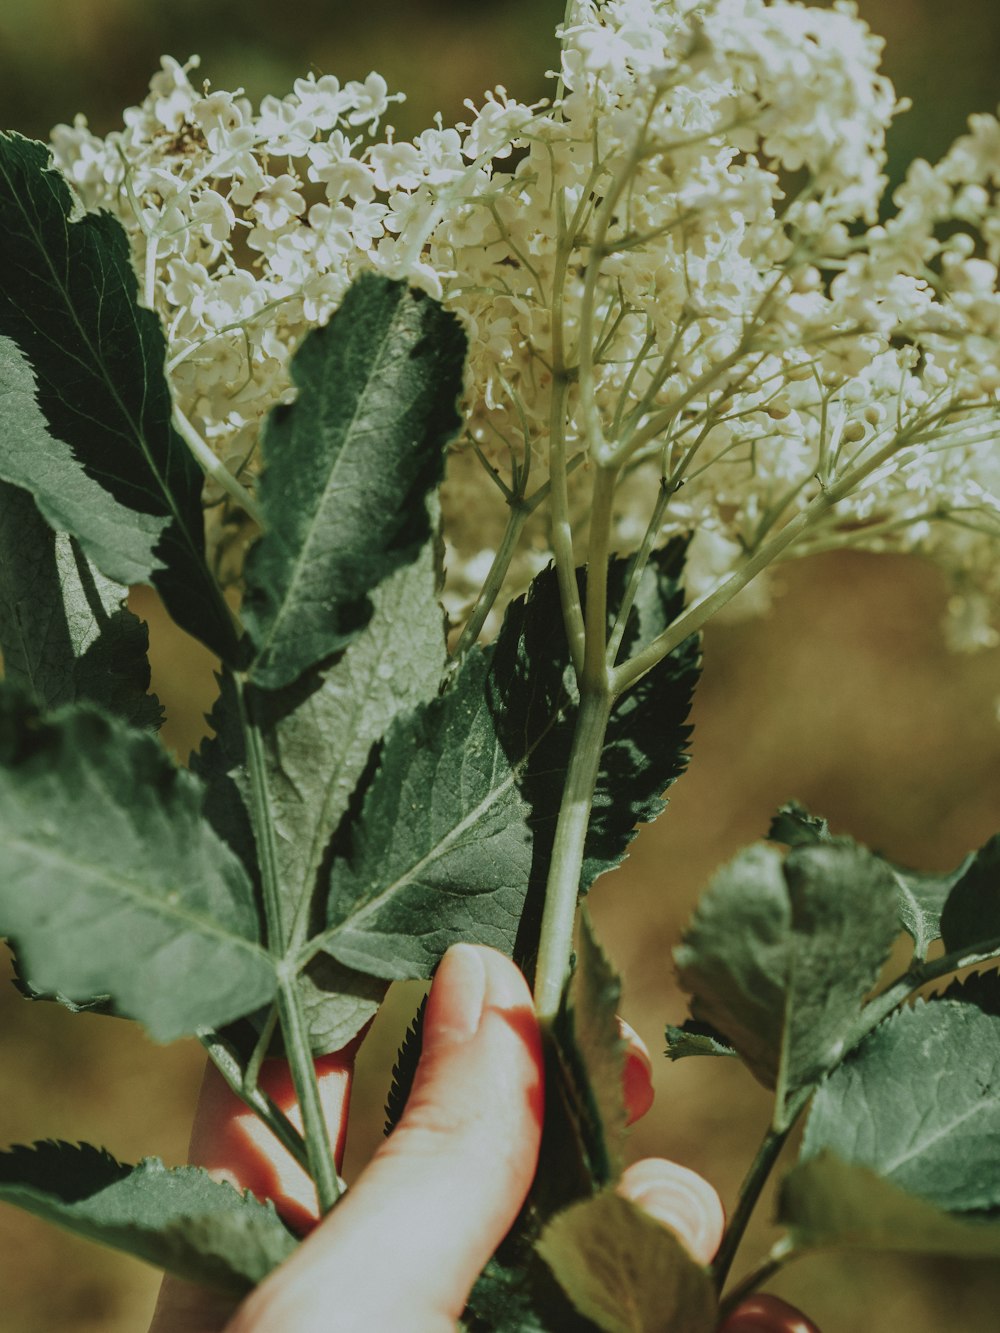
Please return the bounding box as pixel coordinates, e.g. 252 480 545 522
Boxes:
229 944 544 1333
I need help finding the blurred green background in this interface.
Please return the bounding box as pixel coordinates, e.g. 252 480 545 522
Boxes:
2 2 1000 1330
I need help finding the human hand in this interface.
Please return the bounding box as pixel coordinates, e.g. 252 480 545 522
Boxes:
149 945 816 1332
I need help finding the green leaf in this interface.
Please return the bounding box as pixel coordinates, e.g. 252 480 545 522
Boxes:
536 1191 717 1333
0 136 237 661
243 273 465 689
801 978 1000 1212
891 860 970 962
383 996 427 1136
767 801 967 959
551 911 628 1185
316 560 697 982
465 1245 598 1332
0 481 162 728
250 538 448 946
583 544 698 888
664 1020 737 1062
940 835 1000 955
0 338 164 587
321 646 536 977
767 801 831 848
0 1141 297 1291
674 839 899 1114
0 690 276 1040
779 1153 1000 1260
674 844 789 1087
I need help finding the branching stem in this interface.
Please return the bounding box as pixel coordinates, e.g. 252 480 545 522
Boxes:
199 1031 310 1176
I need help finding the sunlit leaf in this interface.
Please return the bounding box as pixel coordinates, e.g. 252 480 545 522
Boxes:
243 274 465 688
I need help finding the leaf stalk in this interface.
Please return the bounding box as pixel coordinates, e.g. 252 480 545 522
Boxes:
711 1120 793 1294
235 673 341 1215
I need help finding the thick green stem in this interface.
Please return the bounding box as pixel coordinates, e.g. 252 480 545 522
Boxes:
235 674 341 1214
275 971 341 1211
533 686 614 1021
711 1122 792 1294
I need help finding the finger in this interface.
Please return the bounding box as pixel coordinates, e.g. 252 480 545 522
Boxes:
617 1017 655 1125
228 943 544 1333
718 1295 821 1333
616 1157 726 1265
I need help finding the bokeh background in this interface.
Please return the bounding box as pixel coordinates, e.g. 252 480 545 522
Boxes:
3 2 1000 1329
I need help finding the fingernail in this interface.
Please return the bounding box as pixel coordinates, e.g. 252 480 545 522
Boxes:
618 1019 655 1125
617 1159 726 1266
427 943 488 1044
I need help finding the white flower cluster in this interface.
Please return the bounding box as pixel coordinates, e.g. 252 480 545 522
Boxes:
49 0 1000 646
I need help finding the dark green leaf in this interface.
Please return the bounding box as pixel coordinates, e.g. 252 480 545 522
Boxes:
316 560 697 982
321 646 536 977
674 844 790 1087
464 1244 597 1332
0 481 161 728
243 273 465 689
940 835 1000 955
674 839 899 1115
384 996 427 1136
778 840 898 1104
801 978 1000 1212
664 1020 737 1061
583 545 698 888
0 1141 296 1291
767 801 831 848
536 1191 717 1333
551 911 628 1185
779 1153 1000 1260
0 690 276 1040
766 801 968 959
0 136 237 660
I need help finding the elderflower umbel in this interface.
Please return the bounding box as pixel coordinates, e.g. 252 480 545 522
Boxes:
49 0 1000 646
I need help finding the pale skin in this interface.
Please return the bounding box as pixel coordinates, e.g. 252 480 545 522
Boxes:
149 945 816 1333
